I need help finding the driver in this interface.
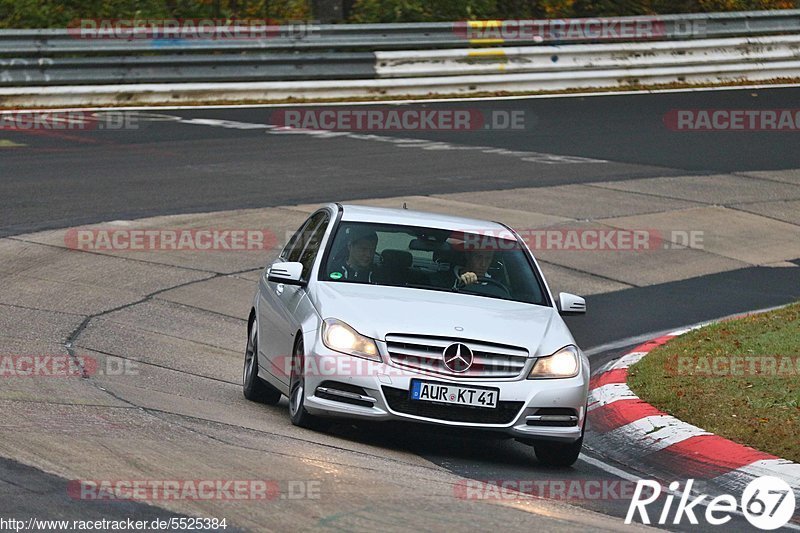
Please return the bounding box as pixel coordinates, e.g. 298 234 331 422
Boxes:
333 228 379 283
442 249 495 289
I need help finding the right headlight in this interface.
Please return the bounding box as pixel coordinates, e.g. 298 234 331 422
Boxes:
528 345 580 379
321 318 381 362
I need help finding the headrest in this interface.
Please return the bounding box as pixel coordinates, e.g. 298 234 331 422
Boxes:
381 249 412 269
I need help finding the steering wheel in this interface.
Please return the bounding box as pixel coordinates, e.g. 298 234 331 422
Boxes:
458 277 511 298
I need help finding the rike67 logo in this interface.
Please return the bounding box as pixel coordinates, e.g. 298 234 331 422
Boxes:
626 477 796 530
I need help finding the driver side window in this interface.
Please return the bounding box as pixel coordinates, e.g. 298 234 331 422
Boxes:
282 212 324 262
281 224 305 262
298 214 329 279
279 211 330 280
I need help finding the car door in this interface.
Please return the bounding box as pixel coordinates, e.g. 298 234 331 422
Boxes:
257 210 329 384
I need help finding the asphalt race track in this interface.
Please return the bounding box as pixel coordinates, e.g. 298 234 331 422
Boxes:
3 87 800 237
1 86 799 532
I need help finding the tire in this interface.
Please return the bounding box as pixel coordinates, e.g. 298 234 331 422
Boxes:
533 436 583 467
288 336 327 430
242 321 281 405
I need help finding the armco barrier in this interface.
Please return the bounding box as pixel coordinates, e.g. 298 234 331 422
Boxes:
374 35 800 78
1 9 799 57
0 53 377 85
3 59 799 107
0 10 799 106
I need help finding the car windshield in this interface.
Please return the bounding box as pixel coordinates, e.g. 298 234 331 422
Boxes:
320 221 547 306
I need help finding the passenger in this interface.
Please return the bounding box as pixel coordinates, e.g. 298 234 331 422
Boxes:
332 228 379 283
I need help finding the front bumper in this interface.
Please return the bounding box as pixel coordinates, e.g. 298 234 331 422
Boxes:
301 335 589 443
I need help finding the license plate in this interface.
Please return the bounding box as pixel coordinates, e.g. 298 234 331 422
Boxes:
410 380 498 409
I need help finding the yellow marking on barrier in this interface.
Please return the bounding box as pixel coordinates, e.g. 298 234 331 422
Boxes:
0 139 25 148
466 20 505 44
467 49 507 58
469 39 505 45
468 20 502 29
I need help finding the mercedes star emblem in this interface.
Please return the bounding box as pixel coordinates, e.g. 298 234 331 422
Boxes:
442 343 474 373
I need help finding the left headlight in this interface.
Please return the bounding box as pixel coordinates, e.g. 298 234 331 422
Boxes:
322 318 381 362
528 345 580 379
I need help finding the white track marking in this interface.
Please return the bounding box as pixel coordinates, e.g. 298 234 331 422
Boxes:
587 382 637 411
579 452 643 483
611 351 648 369
713 460 800 494
608 415 710 453
143 115 608 166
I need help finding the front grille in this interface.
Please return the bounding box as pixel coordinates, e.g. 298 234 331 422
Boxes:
382 386 523 424
385 333 529 379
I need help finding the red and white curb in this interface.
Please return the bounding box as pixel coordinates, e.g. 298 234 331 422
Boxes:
586 327 800 503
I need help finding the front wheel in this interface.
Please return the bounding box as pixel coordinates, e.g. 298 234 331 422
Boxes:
533 436 583 467
288 337 326 430
243 322 281 405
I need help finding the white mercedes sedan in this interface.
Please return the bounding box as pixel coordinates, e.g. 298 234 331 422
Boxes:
244 203 589 466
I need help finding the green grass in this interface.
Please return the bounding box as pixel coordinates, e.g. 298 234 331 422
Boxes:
628 302 800 463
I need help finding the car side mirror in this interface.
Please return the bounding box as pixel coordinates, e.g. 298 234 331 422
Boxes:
267 261 306 286
558 292 586 315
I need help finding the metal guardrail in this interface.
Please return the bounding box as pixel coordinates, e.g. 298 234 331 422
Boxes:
1 9 800 54
0 53 376 85
1 9 799 106
0 9 799 87
374 34 800 78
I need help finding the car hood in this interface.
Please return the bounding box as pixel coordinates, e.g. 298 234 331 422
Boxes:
309 282 575 356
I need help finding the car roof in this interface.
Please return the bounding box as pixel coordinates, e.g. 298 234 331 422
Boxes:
337 204 511 234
